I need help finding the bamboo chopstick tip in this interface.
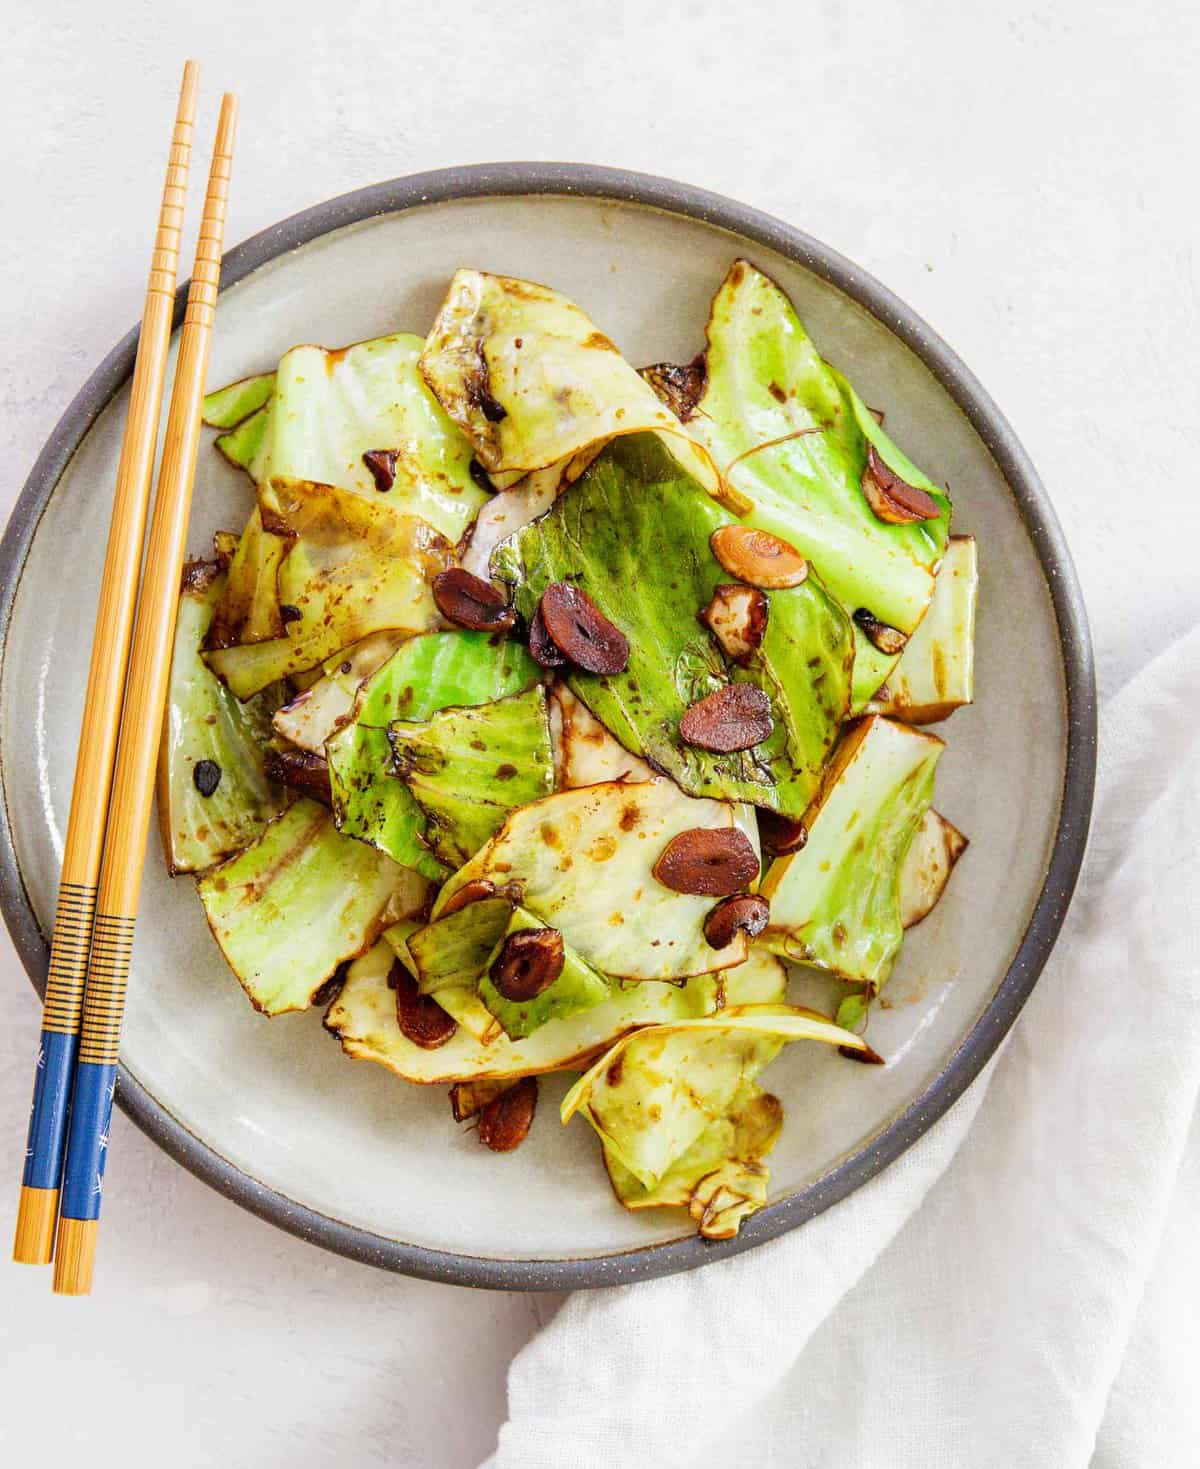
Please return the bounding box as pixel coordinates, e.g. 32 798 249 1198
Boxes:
216 92 239 142
12 1186 59 1265
52 1217 98 1297
179 60 201 113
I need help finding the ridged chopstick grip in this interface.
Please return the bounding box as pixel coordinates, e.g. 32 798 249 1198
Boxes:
14 60 200 1267
53 95 238 1296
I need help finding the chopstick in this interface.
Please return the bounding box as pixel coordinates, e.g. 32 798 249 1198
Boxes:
13 60 201 1268
52 92 239 1297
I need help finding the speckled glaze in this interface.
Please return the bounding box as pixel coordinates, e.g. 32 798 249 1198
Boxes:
0 165 1096 1290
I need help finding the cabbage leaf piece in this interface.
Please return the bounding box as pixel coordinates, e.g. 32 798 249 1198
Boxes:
899 807 968 929
562 1004 865 1190
432 778 759 980
382 916 509 1045
650 260 951 710
202 371 276 429
272 631 407 754
477 906 612 1040
603 1080 783 1239
326 940 786 1084
156 562 285 874
203 506 291 650
493 434 853 816
203 477 452 699
407 896 516 994
419 268 708 484
388 684 554 867
761 715 944 986
197 798 430 1015
215 404 271 470
549 683 656 789
869 535 978 724
459 460 566 581
208 334 487 541
327 631 540 878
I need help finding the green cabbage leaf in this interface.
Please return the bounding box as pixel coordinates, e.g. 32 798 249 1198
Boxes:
157 562 285 873
493 434 853 816
650 260 951 708
208 334 487 541
762 715 943 985
388 684 554 867
326 631 540 878
198 798 430 1015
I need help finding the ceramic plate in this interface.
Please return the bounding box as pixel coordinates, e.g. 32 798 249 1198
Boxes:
0 165 1096 1288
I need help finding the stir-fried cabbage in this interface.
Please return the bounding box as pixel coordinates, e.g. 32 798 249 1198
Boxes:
157 562 285 873
494 434 853 816
327 630 540 877
272 631 407 754
419 268 714 492
434 779 760 980
389 684 554 866
201 371 275 430
603 1079 783 1238
204 476 453 698
197 798 430 1015
208 334 487 542
899 807 968 928
477 905 612 1040
326 941 787 1084
762 716 944 985
649 260 951 709
175 256 977 1237
562 1004 864 1188
870 536 978 724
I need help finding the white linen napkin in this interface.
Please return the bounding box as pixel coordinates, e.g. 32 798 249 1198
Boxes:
483 624 1200 1469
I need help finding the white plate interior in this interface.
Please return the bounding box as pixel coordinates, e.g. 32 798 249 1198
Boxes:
1 195 1065 1263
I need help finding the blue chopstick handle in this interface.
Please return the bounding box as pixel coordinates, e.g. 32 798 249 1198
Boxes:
21 879 97 1194
21 1029 80 1189
57 909 134 1222
59 1063 117 1222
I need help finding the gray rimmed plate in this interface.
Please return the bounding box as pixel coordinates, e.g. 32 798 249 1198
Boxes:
0 164 1096 1289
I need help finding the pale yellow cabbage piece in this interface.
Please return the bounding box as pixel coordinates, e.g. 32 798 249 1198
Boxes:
432 779 760 980
271 632 407 754
419 269 740 509
603 1079 783 1239
899 808 968 929
562 1003 864 1189
326 942 787 1084
549 683 656 789
204 477 452 698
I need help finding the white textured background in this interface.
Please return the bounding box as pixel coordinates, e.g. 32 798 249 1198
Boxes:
2 3 1196 1466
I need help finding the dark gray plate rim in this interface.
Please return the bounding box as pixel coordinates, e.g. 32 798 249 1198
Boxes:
0 162 1096 1291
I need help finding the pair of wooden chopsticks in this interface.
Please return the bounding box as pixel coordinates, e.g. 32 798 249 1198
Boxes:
12 60 238 1296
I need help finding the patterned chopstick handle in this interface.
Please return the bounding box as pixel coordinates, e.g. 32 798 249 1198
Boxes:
57 913 135 1222
19 884 98 1198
